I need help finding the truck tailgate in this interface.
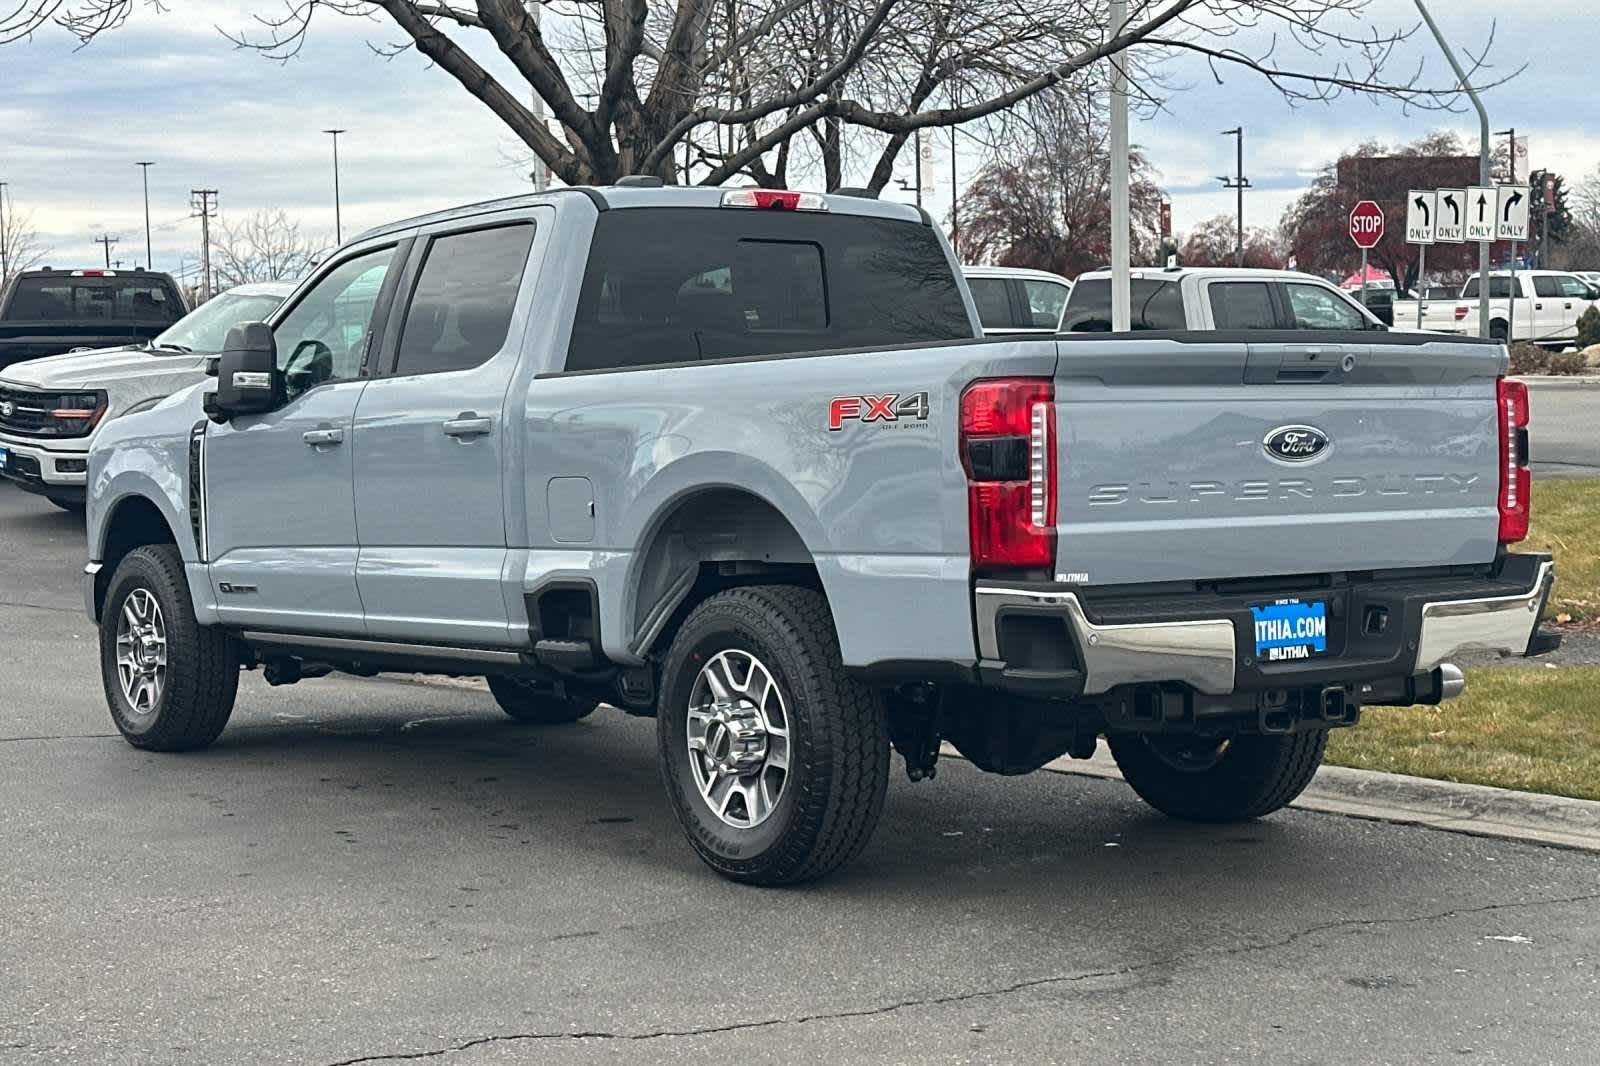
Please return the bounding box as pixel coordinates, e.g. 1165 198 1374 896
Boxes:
1053 335 1505 586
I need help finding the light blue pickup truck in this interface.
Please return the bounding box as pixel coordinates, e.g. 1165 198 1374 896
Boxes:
82 184 1558 884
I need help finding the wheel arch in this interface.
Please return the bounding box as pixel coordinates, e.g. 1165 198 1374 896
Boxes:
624 478 826 662
92 492 183 623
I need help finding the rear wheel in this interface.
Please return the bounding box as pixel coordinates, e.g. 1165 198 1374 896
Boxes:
99 543 240 751
486 675 597 724
1107 730 1327 822
657 585 889 885
1490 320 1509 343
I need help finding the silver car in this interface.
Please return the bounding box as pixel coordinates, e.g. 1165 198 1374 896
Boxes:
0 281 299 510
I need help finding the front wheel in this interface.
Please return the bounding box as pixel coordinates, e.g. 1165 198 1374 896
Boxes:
1107 730 1327 822
657 585 889 885
99 543 240 751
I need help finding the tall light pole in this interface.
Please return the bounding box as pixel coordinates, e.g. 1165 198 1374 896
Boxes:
1218 128 1249 267
136 162 155 269
1415 0 1491 339
1109 0 1131 331
323 129 347 245
0 181 9 283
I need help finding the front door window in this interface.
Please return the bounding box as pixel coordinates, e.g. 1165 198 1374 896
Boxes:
272 247 396 397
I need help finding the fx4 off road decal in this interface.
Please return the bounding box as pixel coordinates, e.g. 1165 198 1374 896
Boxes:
828 392 930 431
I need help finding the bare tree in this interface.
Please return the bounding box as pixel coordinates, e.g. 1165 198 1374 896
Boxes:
1177 214 1285 268
956 88 1164 275
1 198 50 287
213 209 324 288
7 2 1516 190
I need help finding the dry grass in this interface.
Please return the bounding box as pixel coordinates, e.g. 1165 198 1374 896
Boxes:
1328 666 1600 800
1526 479 1600 623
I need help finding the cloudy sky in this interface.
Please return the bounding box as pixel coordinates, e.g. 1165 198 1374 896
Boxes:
1 0 1593 280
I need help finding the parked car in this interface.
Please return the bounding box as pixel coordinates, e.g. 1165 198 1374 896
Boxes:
962 266 1072 335
0 268 187 373
0 282 296 510
1060 266 1387 332
1437 271 1599 347
82 185 1556 885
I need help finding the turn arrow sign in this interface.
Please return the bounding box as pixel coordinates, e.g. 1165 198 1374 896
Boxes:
1502 189 1524 221
1443 193 1460 224
1414 195 1431 225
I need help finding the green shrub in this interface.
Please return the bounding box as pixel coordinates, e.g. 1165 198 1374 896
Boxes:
1548 350 1589 375
1509 342 1550 375
1577 305 1600 350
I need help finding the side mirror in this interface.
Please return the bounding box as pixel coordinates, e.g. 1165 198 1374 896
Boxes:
204 322 282 423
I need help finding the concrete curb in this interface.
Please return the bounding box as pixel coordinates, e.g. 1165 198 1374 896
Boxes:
1515 374 1600 386
1026 746 1600 854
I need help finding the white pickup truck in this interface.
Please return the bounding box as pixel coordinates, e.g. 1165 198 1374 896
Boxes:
1396 271 1600 347
1061 267 1387 333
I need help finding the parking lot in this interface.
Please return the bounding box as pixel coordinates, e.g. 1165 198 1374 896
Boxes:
3 476 1598 1064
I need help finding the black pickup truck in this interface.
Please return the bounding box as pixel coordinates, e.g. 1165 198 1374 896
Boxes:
0 268 187 373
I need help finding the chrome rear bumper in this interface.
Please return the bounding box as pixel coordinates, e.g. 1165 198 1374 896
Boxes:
1414 559 1554 672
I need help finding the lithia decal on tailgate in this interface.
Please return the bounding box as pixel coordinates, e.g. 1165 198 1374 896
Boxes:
828 392 930 431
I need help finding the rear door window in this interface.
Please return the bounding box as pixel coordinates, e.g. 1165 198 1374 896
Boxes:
565 208 971 372
1207 282 1279 329
967 277 1015 331
393 224 536 376
1533 276 1561 298
1021 279 1069 329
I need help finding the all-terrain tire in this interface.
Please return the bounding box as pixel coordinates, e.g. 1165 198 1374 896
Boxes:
1107 730 1327 822
657 585 889 885
99 543 240 751
486 675 598 724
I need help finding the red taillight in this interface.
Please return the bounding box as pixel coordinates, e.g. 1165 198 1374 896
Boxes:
1497 377 1530 543
960 378 1056 569
1454 305 1469 321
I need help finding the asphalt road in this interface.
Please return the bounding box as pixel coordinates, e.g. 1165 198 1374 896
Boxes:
2 481 1599 1065
1527 377 1600 479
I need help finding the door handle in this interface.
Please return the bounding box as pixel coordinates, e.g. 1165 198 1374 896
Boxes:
443 414 494 438
1535 303 1544 310
1565 303 1574 309
302 427 344 447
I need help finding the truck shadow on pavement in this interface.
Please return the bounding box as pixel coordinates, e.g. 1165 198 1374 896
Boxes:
156 687 1401 909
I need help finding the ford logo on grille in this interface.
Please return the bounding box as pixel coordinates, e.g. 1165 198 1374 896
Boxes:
0 400 13 418
1263 425 1330 463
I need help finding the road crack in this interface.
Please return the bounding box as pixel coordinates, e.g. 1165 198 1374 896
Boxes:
321 890 1600 1065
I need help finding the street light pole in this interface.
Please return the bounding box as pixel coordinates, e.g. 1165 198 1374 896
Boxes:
1495 128 1517 338
323 129 347 245
1218 128 1249 267
0 181 9 284
1416 0 1491 339
136 162 155 269
1109 0 1131 332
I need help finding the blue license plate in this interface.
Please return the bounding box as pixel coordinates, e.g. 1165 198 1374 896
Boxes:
0 446 8 469
1251 599 1328 662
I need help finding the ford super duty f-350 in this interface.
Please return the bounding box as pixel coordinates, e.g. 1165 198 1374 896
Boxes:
82 185 1559 884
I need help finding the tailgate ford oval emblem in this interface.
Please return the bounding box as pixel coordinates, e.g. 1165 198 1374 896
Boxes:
1263 425 1330 463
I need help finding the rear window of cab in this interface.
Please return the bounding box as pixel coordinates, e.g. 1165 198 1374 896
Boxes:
564 208 973 372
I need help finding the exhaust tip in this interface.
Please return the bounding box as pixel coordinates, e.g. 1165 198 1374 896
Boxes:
1437 663 1466 702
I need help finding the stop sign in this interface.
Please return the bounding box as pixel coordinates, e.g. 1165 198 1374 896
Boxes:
1349 200 1385 249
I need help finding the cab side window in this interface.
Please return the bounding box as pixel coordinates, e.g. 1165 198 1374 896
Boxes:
1207 282 1278 329
393 224 535 375
1533 276 1561 299
1284 283 1365 330
272 247 397 397
967 278 1013 331
1557 275 1591 299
